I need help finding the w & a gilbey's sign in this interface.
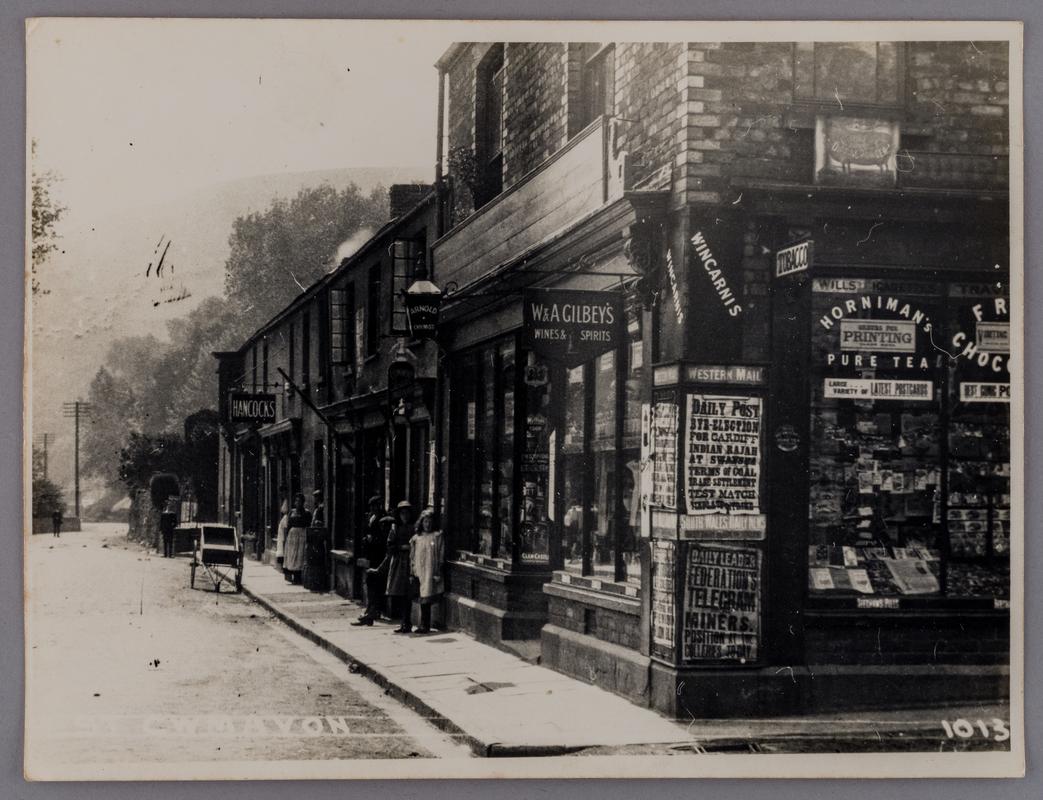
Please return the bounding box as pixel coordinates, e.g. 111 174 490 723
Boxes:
522 288 623 367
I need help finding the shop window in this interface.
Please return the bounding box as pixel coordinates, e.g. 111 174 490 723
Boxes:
449 353 478 552
794 42 903 106
366 263 381 357
806 276 1010 604
497 341 516 558
519 353 553 562
477 347 498 555
562 326 642 584
474 44 504 208
391 236 425 335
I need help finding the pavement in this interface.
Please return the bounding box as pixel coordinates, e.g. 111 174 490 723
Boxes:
239 558 1012 757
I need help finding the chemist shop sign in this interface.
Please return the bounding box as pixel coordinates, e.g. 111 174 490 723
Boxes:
522 288 622 367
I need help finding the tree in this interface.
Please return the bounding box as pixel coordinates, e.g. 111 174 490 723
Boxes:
83 367 138 484
224 182 387 328
118 432 185 493
30 139 66 295
32 474 66 518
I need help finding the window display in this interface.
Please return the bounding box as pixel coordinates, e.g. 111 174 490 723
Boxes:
807 276 1010 603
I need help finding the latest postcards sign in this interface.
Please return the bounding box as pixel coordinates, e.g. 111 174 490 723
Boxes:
824 378 934 401
521 288 622 368
227 392 277 424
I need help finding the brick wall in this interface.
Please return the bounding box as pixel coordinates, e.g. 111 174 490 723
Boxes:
546 593 642 651
613 42 683 192
502 43 567 188
805 615 1009 666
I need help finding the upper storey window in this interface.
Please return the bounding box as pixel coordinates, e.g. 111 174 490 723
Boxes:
474 44 505 208
795 42 903 107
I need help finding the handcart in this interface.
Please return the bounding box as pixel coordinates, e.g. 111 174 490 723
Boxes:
189 524 243 593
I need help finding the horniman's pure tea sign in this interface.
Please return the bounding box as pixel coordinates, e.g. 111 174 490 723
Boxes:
522 288 622 367
683 544 761 663
685 394 763 516
228 392 277 424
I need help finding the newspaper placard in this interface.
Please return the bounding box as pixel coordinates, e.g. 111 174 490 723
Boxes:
682 544 761 663
651 402 679 509
650 541 677 658
685 394 762 516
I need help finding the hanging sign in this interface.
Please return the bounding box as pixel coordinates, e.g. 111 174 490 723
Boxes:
775 239 813 278
685 394 763 516
683 544 761 663
522 288 622 367
228 392 277 424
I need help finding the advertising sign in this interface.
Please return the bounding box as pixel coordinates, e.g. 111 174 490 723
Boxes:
960 382 1011 403
651 402 679 509
815 116 899 187
521 288 622 367
682 544 761 663
824 378 933 401
228 392 277 424
775 239 812 278
650 541 677 660
685 394 763 516
839 319 916 353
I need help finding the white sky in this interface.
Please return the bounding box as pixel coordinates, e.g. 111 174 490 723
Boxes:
28 18 447 215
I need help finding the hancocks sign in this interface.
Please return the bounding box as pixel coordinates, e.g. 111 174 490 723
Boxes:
228 392 277 424
521 288 623 367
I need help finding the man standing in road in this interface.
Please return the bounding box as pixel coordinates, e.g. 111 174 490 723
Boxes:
160 497 178 558
353 496 388 626
51 508 63 538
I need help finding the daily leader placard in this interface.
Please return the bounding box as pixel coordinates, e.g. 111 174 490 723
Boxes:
682 544 761 663
685 394 763 516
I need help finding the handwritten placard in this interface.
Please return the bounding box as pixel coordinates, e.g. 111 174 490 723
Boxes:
651 402 679 509
651 541 677 658
685 394 762 516
682 544 761 663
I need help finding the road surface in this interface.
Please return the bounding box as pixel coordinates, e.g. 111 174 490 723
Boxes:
25 523 471 776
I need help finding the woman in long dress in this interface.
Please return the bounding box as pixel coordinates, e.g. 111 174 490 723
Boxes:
283 493 310 583
275 498 289 570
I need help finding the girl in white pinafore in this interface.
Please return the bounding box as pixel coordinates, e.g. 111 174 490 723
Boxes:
409 509 444 634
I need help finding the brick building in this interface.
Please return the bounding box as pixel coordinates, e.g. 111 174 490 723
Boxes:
430 41 1011 716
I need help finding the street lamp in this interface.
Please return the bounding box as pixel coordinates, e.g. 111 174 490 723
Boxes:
403 262 443 340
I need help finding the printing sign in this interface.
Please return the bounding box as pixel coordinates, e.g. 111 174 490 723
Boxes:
976 322 1010 353
682 544 761 663
521 288 622 367
840 320 916 353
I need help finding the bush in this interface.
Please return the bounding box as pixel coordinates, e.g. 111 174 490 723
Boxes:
32 475 66 518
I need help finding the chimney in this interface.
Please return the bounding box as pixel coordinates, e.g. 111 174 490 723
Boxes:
389 183 433 219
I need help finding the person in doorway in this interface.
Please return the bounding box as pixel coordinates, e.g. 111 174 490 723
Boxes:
311 489 326 528
51 508 63 538
283 493 311 583
160 496 178 558
409 508 444 634
371 500 414 633
353 496 388 626
275 497 289 570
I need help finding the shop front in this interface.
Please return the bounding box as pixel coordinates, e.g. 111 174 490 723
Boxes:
639 191 1012 718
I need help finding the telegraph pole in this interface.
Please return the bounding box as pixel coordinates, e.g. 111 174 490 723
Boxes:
61 401 91 517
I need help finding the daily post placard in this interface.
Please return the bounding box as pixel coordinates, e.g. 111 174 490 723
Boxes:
684 394 763 517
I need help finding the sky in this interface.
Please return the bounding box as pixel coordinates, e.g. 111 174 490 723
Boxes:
27 18 450 497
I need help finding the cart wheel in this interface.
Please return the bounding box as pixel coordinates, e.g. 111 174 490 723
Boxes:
190 560 196 589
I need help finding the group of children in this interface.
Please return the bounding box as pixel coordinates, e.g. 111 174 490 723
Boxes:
273 492 444 634
353 498 444 634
